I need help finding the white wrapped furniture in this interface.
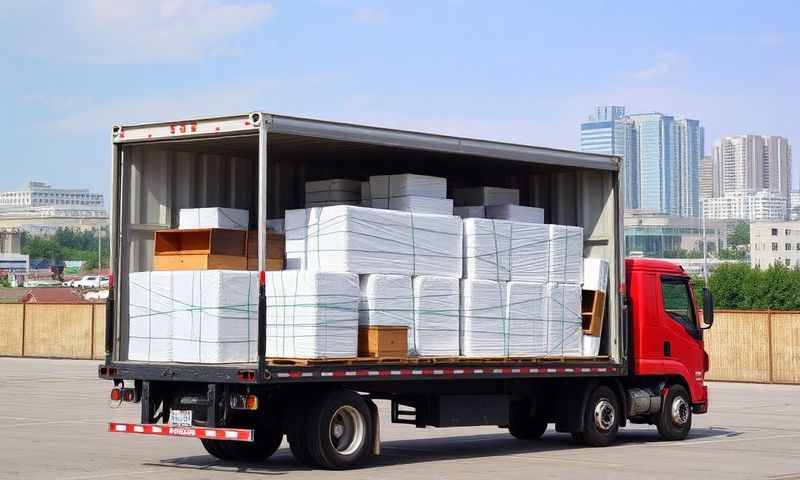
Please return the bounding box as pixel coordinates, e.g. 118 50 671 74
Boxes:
178 207 249 230
459 279 508 357
411 276 460 357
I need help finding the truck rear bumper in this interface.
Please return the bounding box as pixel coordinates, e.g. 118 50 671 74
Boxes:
108 422 254 442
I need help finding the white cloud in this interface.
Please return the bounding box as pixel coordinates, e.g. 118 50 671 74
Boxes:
354 6 385 25
631 52 682 80
3 0 273 63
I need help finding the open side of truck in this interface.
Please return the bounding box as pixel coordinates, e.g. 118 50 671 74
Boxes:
100 113 711 469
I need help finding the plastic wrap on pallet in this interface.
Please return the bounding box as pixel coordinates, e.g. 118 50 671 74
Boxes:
389 196 454 215
305 179 361 204
463 218 511 281
454 206 485 219
545 283 582 356
411 276 460 357
285 206 462 278
583 258 609 293
358 274 413 328
582 334 601 357
460 279 508 357
506 282 547 356
485 204 544 224
265 271 359 359
453 187 519 207
179 208 249 230
129 271 259 363
369 174 447 205
129 271 174 362
548 225 584 284
508 222 549 284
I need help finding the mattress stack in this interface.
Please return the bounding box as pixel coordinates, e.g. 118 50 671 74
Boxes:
305 179 362 207
179 207 249 230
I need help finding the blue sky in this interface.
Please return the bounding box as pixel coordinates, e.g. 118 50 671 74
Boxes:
1 0 798 198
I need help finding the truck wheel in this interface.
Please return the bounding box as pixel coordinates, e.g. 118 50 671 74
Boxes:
306 390 374 469
656 385 692 441
201 438 236 461
577 385 619 447
202 425 283 462
287 400 315 467
508 402 548 440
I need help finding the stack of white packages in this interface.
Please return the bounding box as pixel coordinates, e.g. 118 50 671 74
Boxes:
582 258 609 357
411 276 460 356
369 174 451 214
462 218 550 283
179 207 249 230
129 270 259 363
454 206 485 219
285 205 462 278
548 225 584 284
545 283 583 356
129 271 175 362
460 279 509 356
305 179 361 207
486 205 544 224
358 274 412 328
265 270 359 359
506 282 547 356
453 187 519 207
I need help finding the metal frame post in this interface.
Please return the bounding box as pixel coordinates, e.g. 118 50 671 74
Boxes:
256 114 269 378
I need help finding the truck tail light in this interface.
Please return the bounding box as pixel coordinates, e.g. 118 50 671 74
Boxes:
110 387 122 402
230 394 259 411
111 387 137 403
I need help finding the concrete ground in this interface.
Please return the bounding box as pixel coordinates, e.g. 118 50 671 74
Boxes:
1 358 799 480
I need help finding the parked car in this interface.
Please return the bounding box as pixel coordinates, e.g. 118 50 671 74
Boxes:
74 275 109 289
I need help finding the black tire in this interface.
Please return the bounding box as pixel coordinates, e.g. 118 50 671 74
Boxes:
306 390 374 470
578 385 619 447
286 399 315 467
508 402 548 440
656 384 692 441
201 438 236 461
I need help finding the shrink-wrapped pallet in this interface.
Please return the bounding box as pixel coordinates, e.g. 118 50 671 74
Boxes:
453 187 519 207
305 179 361 204
179 208 249 230
411 276 460 357
265 271 359 359
582 334 601 357
460 279 508 357
389 196 453 215
285 206 462 277
128 271 174 362
454 206 485 219
369 174 447 208
548 225 584 284
506 282 547 356
486 205 544 224
508 222 549 284
358 274 413 327
462 218 511 281
545 283 582 356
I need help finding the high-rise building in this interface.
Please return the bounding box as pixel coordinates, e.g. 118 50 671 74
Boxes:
713 135 792 197
764 136 792 201
580 106 639 209
672 118 704 216
699 155 715 200
703 190 787 221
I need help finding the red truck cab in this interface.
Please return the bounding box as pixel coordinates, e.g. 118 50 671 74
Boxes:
626 258 712 424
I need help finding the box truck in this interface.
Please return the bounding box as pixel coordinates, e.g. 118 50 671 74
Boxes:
99 112 713 469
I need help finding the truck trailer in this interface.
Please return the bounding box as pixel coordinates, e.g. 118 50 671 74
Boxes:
99 112 713 469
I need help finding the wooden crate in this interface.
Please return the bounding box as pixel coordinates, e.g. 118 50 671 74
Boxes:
246 231 285 271
154 254 248 271
154 228 247 256
581 290 606 337
358 326 408 358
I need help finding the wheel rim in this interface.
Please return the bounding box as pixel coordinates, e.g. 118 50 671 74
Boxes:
671 396 690 426
594 398 616 432
328 405 365 456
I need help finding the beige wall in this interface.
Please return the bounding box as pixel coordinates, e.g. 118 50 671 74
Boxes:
0 303 106 360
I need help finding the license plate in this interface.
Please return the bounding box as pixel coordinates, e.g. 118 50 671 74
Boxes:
169 409 193 427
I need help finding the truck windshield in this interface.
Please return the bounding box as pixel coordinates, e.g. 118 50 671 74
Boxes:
661 276 700 337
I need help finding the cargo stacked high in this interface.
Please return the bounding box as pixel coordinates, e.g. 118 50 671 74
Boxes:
101 113 711 469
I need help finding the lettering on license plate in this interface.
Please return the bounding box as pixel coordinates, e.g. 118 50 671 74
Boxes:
169 410 192 427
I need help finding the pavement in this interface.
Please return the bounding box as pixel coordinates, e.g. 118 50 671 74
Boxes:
1 357 799 480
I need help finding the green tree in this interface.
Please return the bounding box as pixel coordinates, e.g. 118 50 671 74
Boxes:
728 222 750 248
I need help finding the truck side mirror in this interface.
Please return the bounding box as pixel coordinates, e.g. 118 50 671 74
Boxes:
702 287 714 328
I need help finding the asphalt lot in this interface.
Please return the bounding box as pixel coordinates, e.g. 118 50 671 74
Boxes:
1 358 799 480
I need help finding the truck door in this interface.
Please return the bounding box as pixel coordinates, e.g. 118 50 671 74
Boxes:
658 275 706 395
